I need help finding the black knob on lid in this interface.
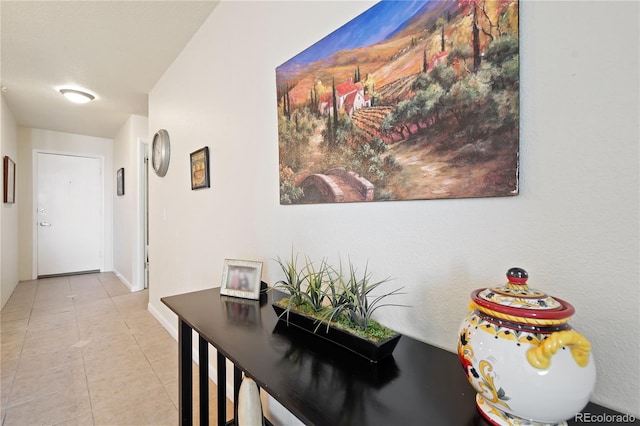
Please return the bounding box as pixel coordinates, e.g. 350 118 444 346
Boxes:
507 267 528 284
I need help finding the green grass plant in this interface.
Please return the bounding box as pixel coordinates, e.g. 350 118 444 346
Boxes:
272 252 405 343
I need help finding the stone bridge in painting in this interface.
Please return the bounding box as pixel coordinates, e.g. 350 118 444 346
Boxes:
299 168 374 203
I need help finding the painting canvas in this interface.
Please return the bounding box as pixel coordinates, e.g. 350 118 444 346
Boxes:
276 0 519 204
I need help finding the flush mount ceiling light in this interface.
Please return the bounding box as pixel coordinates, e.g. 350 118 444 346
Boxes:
59 88 95 104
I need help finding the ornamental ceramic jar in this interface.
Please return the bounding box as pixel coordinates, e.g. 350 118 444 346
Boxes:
457 268 596 426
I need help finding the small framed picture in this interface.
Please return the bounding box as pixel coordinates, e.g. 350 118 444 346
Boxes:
3 156 15 204
117 168 125 196
190 147 210 190
220 259 263 300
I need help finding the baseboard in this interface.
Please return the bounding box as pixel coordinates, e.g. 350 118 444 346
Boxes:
148 302 178 340
113 269 133 291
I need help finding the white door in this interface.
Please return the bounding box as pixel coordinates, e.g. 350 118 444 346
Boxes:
37 153 102 277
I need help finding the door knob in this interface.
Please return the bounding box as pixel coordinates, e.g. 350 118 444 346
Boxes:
39 222 52 227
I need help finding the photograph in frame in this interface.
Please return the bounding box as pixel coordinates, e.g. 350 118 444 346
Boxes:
220 259 263 300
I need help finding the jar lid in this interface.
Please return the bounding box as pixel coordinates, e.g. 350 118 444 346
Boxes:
471 267 575 322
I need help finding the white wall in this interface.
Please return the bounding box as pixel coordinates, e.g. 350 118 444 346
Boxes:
1 96 19 309
17 128 114 280
148 0 639 417
113 115 149 290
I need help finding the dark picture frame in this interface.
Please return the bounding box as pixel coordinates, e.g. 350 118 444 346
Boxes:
220 259 263 300
190 147 210 190
3 156 15 204
117 168 125 196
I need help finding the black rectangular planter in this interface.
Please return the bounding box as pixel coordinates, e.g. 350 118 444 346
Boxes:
272 303 401 363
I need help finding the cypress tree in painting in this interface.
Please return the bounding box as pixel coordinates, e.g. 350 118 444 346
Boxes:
326 110 333 146
423 49 428 73
331 78 338 143
286 84 291 119
459 0 482 72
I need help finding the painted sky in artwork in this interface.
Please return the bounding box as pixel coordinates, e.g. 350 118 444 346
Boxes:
281 0 429 67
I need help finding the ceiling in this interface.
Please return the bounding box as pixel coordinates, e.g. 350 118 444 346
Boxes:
1 1 219 139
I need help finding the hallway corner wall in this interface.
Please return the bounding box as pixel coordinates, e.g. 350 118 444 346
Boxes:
1 95 19 309
113 115 149 290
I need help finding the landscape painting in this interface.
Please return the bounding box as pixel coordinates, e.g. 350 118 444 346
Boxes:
277 0 519 204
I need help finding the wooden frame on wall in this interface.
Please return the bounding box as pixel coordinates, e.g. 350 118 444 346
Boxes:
3 155 15 204
190 147 210 190
117 168 125 196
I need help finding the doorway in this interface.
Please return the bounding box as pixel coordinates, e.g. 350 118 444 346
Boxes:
35 152 103 278
133 139 149 291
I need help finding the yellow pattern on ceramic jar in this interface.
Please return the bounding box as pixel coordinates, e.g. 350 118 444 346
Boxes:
457 268 596 426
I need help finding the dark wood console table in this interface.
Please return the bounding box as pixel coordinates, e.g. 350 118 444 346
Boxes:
162 288 636 426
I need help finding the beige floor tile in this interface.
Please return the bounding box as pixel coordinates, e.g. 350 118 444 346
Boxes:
140 337 177 364
151 351 179 384
83 345 149 382
0 330 26 366
88 363 162 409
24 323 79 343
0 302 33 317
163 378 179 408
0 318 28 334
0 309 31 323
35 281 72 299
101 280 131 298
92 385 177 426
15 346 83 378
123 309 164 330
70 278 109 295
7 285 37 299
8 362 87 407
1 357 18 381
31 297 75 316
54 412 95 426
27 310 77 333
3 388 91 426
1 328 26 347
161 377 234 425
97 272 124 283
80 331 139 360
112 291 149 314
0 340 23 363
74 298 120 320
0 273 206 425
130 322 171 343
20 328 80 358
1 374 16 409
78 316 129 340
69 274 102 286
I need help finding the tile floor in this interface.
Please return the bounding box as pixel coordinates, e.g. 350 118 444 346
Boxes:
0 272 232 425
